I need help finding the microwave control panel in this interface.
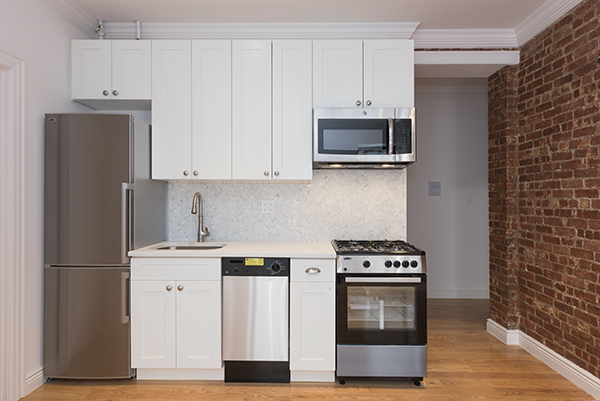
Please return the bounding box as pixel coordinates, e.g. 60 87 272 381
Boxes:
394 119 412 154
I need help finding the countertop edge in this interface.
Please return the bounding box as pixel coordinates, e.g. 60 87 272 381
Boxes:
129 241 337 259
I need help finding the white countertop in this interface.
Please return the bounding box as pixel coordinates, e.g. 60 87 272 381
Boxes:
129 241 336 259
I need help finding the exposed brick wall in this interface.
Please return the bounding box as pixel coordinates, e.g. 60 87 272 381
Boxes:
489 0 600 378
488 65 520 329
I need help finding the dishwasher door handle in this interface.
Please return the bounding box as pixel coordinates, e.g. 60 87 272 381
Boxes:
345 277 421 284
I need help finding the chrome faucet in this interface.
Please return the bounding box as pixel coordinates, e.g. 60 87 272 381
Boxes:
191 192 210 242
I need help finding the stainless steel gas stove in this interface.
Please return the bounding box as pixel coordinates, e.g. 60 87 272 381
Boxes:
332 240 427 386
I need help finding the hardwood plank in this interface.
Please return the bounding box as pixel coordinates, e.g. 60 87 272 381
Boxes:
21 299 592 401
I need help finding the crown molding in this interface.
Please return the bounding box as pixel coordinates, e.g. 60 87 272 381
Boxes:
40 0 97 37
103 22 420 40
414 50 520 78
515 0 585 46
412 29 518 49
415 50 520 65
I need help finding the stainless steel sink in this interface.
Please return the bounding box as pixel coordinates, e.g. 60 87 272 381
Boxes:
157 244 225 251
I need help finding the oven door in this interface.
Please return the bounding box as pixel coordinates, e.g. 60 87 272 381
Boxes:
337 274 427 345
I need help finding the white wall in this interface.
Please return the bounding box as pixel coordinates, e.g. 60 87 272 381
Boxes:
0 0 90 395
408 78 489 298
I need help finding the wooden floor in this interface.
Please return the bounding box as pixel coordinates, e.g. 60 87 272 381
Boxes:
22 299 592 401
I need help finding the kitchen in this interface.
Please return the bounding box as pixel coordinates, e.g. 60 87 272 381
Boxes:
1 0 599 400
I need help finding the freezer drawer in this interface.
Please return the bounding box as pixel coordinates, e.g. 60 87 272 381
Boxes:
44 266 132 379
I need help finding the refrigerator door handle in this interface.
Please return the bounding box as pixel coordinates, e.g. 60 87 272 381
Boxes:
121 271 130 324
121 183 134 264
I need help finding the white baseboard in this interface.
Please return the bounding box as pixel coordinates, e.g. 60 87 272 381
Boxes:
24 368 44 396
427 290 489 299
518 331 600 400
486 318 519 345
487 319 600 400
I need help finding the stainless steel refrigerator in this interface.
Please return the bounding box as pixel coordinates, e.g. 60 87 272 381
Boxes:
44 113 166 379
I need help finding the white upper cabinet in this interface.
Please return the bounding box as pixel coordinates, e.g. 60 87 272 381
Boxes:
232 40 313 181
313 39 414 108
71 40 151 100
363 40 414 108
151 41 192 180
191 41 232 180
313 40 363 108
232 40 273 180
272 40 313 181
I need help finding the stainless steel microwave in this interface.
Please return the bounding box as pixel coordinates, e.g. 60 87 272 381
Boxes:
313 108 416 169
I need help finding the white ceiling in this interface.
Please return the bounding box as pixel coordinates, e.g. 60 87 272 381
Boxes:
43 0 584 77
72 0 546 28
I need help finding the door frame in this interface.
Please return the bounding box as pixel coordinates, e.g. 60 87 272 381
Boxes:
0 46 25 400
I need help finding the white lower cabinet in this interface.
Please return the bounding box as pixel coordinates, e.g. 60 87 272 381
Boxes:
130 258 222 379
290 259 336 382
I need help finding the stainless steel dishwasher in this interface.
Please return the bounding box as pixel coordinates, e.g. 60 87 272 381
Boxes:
222 257 290 383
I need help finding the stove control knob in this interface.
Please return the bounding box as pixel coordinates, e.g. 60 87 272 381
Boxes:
402 260 409 268
411 260 419 268
384 260 392 268
362 260 371 268
393 260 401 268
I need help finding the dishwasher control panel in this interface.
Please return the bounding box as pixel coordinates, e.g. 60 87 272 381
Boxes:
222 257 290 276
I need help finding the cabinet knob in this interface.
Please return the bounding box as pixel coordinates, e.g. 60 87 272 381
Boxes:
274 171 279 176
193 170 198 176
366 100 372 106
183 170 189 176
264 171 270 176
112 90 118 96
102 90 109 96
166 285 172 291
356 100 361 106
177 285 184 291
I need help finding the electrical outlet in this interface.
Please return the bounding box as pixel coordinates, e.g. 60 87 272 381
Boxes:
261 200 275 213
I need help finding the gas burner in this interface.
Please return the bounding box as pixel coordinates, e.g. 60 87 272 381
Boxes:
334 240 422 255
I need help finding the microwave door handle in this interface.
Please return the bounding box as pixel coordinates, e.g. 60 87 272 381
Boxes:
388 118 394 154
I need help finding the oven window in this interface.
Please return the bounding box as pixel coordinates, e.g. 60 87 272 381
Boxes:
347 286 415 330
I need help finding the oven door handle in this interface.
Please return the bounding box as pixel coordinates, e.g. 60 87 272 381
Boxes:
344 277 421 284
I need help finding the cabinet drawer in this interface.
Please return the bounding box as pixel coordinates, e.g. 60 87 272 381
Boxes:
131 258 221 281
291 259 335 282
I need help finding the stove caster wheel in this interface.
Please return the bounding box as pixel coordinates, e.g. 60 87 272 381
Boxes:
339 380 346 385
414 381 421 387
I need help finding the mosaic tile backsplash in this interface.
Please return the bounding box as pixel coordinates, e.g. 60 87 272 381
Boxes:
168 169 406 242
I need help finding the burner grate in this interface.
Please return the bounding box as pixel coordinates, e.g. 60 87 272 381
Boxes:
334 240 420 254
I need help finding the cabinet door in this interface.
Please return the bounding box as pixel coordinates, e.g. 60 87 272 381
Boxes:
313 40 362 108
232 40 272 180
131 281 176 369
71 40 111 100
191 41 232 180
112 40 152 100
290 282 335 371
272 40 313 181
363 40 414 108
151 41 192 180
176 281 222 369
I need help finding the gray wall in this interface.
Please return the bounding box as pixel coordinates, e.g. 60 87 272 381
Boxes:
408 78 489 298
